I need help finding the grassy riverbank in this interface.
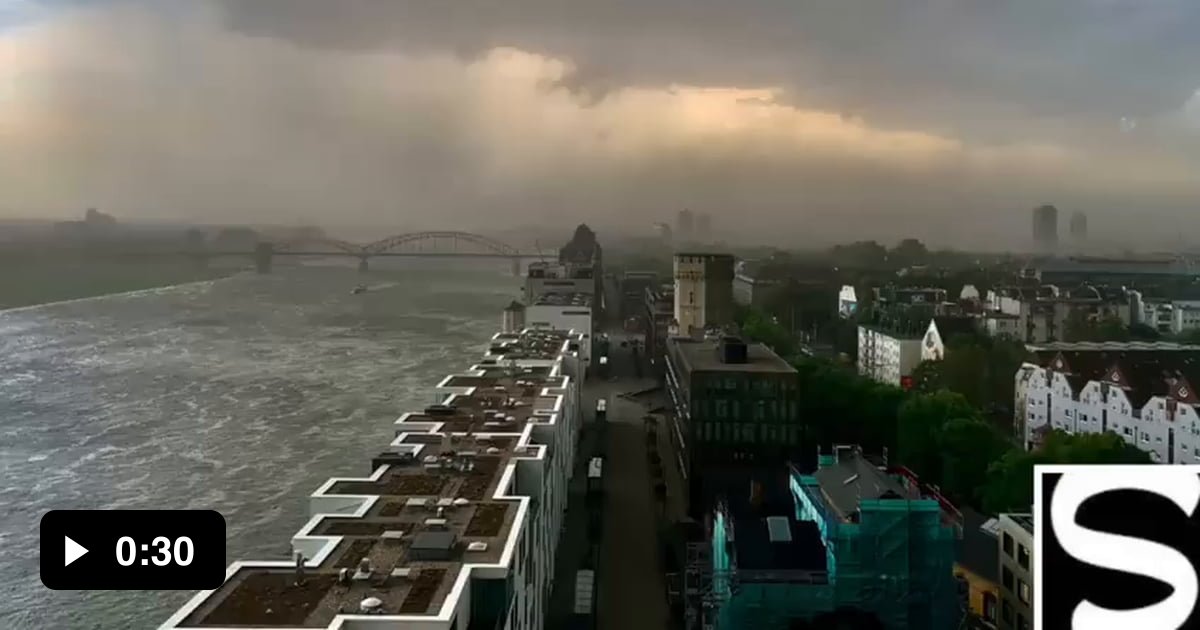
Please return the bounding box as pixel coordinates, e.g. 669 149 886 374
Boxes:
0 261 245 310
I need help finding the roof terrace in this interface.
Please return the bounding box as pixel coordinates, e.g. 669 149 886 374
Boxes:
175 425 534 628
485 329 575 362
532 292 593 307
401 371 566 435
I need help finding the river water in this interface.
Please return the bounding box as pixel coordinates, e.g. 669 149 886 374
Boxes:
0 263 521 629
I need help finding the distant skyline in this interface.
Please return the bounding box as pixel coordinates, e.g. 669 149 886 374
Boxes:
2 0 1199 250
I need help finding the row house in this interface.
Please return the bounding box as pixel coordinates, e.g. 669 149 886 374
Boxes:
1017 344 1200 462
984 284 1136 343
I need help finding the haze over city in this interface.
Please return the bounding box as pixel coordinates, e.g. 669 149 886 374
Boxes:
3 0 1200 248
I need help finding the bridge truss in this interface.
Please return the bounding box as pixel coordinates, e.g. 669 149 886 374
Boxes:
275 230 524 257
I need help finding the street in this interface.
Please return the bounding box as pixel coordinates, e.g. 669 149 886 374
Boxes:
547 321 672 630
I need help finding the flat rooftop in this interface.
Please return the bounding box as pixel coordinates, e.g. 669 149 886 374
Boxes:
408 372 565 433
812 455 913 521
486 329 574 361
733 516 827 574
532 292 593 308
668 337 796 374
1026 341 1200 352
1004 513 1034 535
182 439 523 626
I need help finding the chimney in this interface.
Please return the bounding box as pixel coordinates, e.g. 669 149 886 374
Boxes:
717 335 748 364
749 480 764 512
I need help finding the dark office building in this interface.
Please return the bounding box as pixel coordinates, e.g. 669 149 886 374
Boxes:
1069 211 1088 242
619 271 658 321
558 224 604 315
694 212 712 244
1032 205 1058 252
677 209 695 241
664 335 800 517
644 284 674 378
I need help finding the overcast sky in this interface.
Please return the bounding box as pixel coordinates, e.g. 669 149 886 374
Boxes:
2 0 1198 248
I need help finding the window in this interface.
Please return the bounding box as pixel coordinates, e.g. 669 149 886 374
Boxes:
982 593 998 622
1017 543 1030 569
1017 613 1029 630
1002 532 1014 557
1018 579 1030 604
688 291 694 304
1002 601 1013 623
1002 566 1014 591
715 400 728 419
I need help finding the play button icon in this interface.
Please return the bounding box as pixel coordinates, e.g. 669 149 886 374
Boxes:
64 536 88 567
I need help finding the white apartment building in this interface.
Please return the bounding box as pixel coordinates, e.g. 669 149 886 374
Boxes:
163 327 586 630
524 261 595 305
996 514 1033 630
1017 342 1200 463
837 285 859 319
525 292 594 364
984 285 1134 343
1135 297 1200 335
857 325 922 387
982 312 1022 340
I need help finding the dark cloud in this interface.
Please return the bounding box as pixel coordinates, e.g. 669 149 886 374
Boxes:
214 0 1200 134
2 0 1198 250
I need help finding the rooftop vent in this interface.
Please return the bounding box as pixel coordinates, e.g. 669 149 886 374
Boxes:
353 558 372 581
409 531 457 562
718 336 748 364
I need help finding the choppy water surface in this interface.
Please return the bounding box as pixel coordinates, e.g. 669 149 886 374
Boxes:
0 264 521 629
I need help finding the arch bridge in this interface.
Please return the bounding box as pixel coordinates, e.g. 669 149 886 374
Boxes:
258 230 539 274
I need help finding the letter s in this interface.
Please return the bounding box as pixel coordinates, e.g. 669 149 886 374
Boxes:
1051 467 1200 630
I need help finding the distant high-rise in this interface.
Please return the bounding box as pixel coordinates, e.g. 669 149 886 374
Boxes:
1069 211 1088 241
1032 204 1059 252
653 222 673 245
694 212 712 243
677 209 695 242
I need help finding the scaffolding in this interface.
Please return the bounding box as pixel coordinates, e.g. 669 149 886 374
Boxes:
688 467 959 630
667 541 832 630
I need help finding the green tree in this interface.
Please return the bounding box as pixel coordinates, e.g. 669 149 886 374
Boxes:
830 241 888 269
917 335 1027 433
1178 328 1200 345
1129 322 1161 341
981 430 1151 513
910 359 944 393
937 417 1010 506
740 306 797 358
889 238 929 267
1065 311 1130 342
896 391 980 485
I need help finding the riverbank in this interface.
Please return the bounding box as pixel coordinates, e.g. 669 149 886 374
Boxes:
0 261 245 310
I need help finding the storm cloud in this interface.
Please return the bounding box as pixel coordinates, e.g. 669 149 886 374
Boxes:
2 0 1198 248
